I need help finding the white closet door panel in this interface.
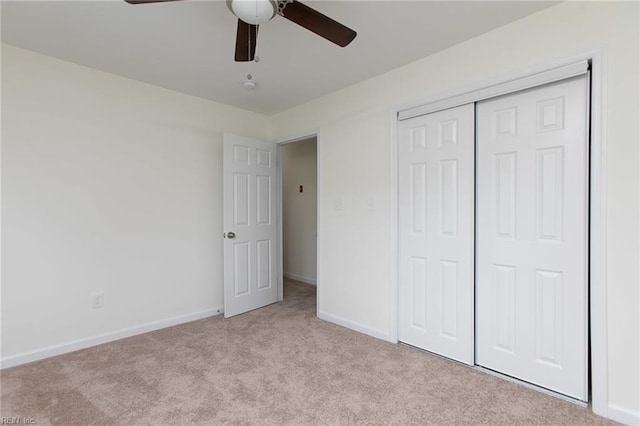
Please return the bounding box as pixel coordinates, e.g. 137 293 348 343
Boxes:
476 76 588 401
398 104 474 365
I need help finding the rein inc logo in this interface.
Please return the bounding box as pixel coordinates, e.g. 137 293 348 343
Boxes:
0 418 35 425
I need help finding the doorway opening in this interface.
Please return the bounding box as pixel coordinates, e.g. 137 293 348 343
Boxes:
278 136 318 305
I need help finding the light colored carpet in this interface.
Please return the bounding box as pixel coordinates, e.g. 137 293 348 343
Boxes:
1 279 614 425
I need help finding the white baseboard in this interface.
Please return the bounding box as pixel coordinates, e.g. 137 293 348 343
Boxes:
284 272 316 286
608 404 640 425
318 310 392 342
0 306 223 369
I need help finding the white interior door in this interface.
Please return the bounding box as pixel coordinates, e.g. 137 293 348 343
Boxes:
476 76 588 400
223 133 278 318
398 104 475 365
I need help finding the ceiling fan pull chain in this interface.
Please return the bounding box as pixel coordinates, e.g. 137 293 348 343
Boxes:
276 0 293 17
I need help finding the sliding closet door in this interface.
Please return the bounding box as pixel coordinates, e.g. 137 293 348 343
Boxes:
476 76 588 400
398 104 474 365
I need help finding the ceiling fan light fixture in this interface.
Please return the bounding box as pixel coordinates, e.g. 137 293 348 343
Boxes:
231 0 276 25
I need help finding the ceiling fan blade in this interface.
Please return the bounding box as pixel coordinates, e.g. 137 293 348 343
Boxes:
280 0 356 47
235 19 258 62
124 0 184 4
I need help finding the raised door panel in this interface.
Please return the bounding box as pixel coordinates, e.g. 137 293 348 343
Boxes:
536 148 564 242
440 160 458 237
233 242 250 296
256 175 271 226
410 163 427 236
494 153 517 239
410 257 427 330
439 260 458 339
493 264 516 354
256 239 272 290
233 173 250 227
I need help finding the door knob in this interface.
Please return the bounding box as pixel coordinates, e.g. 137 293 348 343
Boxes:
226 232 236 239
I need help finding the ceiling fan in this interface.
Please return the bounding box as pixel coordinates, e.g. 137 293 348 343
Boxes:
124 0 357 62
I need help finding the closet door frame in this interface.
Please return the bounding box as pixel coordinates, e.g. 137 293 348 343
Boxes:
389 49 608 416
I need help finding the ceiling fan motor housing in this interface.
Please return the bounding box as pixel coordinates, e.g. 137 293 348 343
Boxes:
228 0 277 25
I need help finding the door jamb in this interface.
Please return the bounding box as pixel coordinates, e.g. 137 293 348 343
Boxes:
389 49 608 417
273 129 321 317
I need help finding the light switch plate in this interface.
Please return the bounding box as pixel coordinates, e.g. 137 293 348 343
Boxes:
367 197 375 211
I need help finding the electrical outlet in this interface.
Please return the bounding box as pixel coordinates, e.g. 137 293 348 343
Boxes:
91 292 104 309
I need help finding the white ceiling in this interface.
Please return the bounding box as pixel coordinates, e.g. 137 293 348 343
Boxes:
1 0 557 115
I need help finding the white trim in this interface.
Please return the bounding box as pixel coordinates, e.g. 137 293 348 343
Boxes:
273 129 320 146
318 311 393 342
316 130 323 318
586 48 609 419
0 307 222 369
399 61 588 121
276 144 284 301
0 43 4 373
389 109 399 343
390 48 608 418
607 404 640 426
396 56 593 122
283 272 317 286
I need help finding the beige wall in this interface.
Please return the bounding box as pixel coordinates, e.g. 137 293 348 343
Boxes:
282 138 317 285
1 44 269 359
269 1 639 419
